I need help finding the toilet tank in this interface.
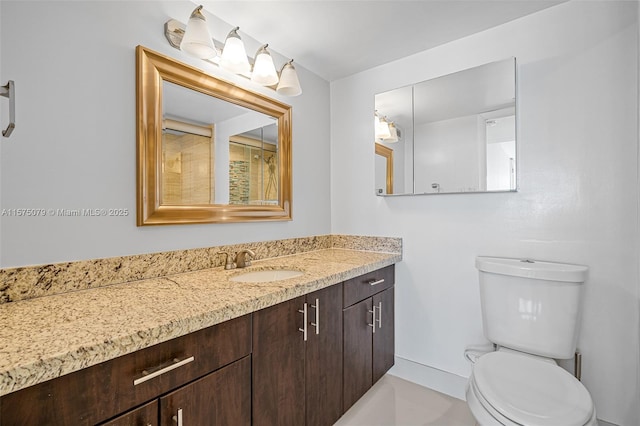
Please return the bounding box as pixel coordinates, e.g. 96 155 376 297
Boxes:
476 257 588 359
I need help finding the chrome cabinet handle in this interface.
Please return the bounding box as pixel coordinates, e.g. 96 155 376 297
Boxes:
0 80 15 138
368 278 385 286
133 356 195 386
368 305 376 334
172 408 183 425
376 301 382 328
310 298 320 335
299 303 308 341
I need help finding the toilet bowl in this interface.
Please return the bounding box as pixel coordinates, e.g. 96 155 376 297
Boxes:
466 351 597 426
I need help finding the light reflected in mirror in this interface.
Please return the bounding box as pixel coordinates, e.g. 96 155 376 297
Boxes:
137 46 292 225
374 57 516 196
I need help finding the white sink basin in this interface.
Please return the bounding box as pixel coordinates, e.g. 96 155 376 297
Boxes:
229 269 304 283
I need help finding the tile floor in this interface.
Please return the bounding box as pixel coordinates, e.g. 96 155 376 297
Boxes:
334 374 476 426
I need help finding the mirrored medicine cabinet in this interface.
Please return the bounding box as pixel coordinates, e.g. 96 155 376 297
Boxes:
374 57 517 196
136 46 292 225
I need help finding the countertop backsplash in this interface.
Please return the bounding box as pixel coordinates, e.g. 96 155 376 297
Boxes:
0 234 401 304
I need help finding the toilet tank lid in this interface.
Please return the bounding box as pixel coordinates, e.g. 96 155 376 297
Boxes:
476 257 588 283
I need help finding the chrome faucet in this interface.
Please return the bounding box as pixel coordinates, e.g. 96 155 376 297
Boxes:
235 249 255 268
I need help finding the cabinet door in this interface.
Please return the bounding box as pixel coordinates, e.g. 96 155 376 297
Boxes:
99 400 158 426
373 287 395 383
342 297 373 411
305 284 343 426
253 296 306 426
159 356 251 426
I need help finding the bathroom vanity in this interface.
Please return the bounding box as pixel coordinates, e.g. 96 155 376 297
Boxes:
0 249 398 425
2 315 253 425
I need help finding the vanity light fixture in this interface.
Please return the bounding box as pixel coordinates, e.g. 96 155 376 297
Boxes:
165 5 302 96
374 112 400 142
251 44 279 86
375 113 391 140
276 60 302 96
220 27 251 74
179 5 217 59
385 122 399 143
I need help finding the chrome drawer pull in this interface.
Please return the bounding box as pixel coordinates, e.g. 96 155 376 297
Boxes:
310 298 320 335
368 307 376 334
299 303 308 341
368 278 385 286
172 408 183 425
133 356 195 386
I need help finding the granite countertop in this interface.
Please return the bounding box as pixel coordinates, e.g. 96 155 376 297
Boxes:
0 248 400 397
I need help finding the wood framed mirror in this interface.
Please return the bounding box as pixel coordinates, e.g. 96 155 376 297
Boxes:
136 46 292 225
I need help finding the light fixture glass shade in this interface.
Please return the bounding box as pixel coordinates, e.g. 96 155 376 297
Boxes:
384 123 399 142
375 116 391 140
220 27 251 74
251 45 279 86
276 60 302 96
180 6 217 59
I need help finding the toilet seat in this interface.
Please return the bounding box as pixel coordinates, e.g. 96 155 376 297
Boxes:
472 351 594 426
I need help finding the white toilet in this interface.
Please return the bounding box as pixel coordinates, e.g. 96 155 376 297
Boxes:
466 257 597 426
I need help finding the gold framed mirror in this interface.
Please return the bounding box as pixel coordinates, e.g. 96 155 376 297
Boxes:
136 46 292 225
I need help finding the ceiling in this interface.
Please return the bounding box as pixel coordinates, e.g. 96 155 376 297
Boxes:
198 0 566 81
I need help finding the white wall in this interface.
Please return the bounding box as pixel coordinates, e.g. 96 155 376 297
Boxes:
0 1 3 265
637 0 640 420
330 1 639 424
414 115 480 193
0 1 331 267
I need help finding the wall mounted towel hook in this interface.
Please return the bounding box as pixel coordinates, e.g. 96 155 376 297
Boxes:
0 80 15 138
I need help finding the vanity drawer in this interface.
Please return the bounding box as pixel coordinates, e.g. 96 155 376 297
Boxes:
1 314 252 426
343 265 394 308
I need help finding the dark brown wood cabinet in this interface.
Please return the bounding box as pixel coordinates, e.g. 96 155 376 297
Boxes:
100 400 158 426
343 265 395 412
252 296 306 425
372 287 395 383
102 357 251 426
343 297 374 410
159 356 251 426
0 314 252 426
253 284 344 426
305 284 344 426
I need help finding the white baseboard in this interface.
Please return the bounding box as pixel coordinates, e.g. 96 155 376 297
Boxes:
387 356 469 401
